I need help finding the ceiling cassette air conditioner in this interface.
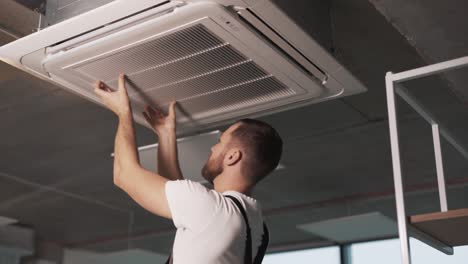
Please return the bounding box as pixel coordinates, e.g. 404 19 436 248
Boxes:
0 0 366 135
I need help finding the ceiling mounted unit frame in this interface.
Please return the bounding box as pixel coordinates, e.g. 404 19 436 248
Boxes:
0 0 366 136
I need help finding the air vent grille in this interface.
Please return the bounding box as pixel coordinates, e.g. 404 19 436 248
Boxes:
70 23 296 120
107 45 248 91
74 24 225 80
180 77 294 119
130 61 271 102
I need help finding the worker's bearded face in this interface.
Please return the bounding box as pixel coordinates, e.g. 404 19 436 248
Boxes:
201 148 226 184
202 123 240 184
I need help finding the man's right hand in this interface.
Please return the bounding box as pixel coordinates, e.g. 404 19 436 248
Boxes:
143 101 184 181
142 101 177 136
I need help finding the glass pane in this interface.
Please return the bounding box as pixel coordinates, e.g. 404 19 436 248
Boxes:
350 238 401 264
350 238 468 264
263 246 340 264
411 238 468 263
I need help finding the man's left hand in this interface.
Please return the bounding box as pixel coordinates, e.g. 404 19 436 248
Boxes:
94 74 131 117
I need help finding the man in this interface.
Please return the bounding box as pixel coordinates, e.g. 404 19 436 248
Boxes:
94 74 283 264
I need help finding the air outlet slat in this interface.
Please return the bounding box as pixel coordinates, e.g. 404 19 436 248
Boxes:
179 77 295 119
106 45 248 90
74 24 225 81
130 61 269 104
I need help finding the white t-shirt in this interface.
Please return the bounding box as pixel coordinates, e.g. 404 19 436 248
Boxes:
165 180 265 264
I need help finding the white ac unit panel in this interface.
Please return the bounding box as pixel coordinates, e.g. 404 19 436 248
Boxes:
0 0 366 136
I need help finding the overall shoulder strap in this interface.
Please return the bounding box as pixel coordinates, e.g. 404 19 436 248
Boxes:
225 195 253 264
225 195 270 264
165 253 171 264
253 223 269 264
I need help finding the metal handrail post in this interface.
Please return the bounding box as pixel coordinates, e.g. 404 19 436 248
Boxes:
386 72 411 264
432 124 448 212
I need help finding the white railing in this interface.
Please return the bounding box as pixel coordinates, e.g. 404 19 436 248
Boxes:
385 56 468 264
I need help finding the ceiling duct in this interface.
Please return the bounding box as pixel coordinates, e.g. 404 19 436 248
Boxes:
0 0 366 136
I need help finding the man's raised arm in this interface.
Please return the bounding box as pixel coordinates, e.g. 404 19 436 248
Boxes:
94 74 172 219
142 102 184 181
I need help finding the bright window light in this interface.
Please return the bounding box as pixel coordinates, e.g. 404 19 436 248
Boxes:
350 238 468 264
350 238 401 264
263 246 340 264
411 238 468 263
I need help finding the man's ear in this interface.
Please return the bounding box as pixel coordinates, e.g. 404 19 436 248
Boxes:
224 148 242 166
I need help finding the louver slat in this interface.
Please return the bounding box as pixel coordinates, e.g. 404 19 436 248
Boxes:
74 24 225 80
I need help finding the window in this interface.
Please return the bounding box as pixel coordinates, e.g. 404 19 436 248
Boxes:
349 238 401 264
411 238 468 263
263 246 340 264
349 238 468 264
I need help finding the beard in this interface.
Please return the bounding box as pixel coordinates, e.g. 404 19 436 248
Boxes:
201 151 225 184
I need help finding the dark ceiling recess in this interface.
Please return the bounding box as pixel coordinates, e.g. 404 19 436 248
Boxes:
13 0 46 14
272 0 333 52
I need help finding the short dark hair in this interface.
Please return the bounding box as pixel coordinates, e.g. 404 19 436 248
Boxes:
229 118 283 183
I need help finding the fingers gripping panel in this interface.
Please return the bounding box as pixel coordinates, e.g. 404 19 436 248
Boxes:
71 24 296 120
